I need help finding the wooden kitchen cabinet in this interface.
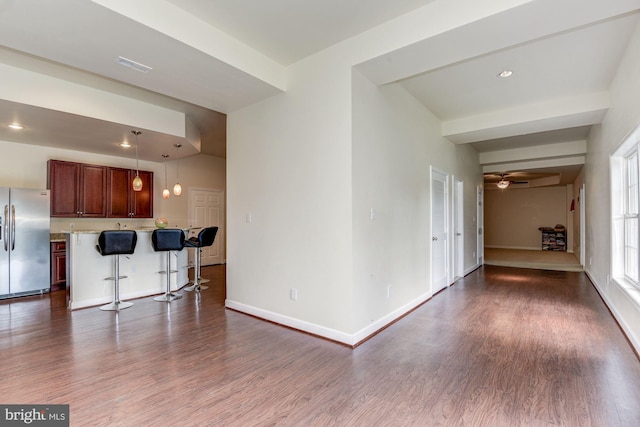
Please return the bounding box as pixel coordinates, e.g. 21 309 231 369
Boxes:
50 241 67 291
48 160 153 218
106 167 153 218
48 160 107 217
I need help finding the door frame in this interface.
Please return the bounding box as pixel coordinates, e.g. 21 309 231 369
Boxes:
477 186 484 266
451 176 464 282
430 166 450 293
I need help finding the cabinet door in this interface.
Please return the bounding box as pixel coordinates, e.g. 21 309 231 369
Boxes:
131 170 153 218
51 242 67 290
79 164 107 217
106 167 131 218
48 160 79 217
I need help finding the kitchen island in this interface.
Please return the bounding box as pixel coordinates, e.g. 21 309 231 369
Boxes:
65 229 189 310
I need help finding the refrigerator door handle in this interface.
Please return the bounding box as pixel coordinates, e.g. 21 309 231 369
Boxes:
11 204 15 251
3 205 7 251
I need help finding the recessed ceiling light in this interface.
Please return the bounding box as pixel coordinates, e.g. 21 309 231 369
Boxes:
497 70 513 78
8 123 23 130
116 56 152 73
120 140 132 148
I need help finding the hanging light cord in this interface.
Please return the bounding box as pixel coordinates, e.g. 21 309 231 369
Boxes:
163 154 169 184
132 130 141 177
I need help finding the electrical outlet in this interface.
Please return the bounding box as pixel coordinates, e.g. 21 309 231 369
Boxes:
370 208 376 220
290 288 297 301
386 285 391 299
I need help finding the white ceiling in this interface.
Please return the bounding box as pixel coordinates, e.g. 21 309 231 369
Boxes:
0 0 638 184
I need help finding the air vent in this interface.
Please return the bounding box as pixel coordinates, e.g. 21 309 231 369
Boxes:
116 56 152 73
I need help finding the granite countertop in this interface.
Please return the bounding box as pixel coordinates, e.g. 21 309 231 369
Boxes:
50 233 66 242
56 227 188 237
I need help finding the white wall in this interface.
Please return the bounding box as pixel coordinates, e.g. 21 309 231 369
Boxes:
226 34 482 344
0 139 225 232
585 20 640 351
226 49 355 340
352 70 481 334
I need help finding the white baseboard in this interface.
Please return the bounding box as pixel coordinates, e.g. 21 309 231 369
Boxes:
464 264 481 276
226 291 432 347
585 270 640 356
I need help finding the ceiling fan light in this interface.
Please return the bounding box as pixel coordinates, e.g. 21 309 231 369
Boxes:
497 179 510 190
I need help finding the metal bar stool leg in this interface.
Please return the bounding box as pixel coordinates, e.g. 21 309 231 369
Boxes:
185 247 208 291
100 255 133 311
154 251 182 301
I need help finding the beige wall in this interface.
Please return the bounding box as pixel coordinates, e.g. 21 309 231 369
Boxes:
0 139 225 233
484 186 568 250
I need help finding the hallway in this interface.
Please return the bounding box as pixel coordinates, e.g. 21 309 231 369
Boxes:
1 265 639 426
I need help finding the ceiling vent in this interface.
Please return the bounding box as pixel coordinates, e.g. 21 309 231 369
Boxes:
116 56 152 73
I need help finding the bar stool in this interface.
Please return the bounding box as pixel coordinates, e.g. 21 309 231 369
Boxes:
95 230 137 311
184 226 218 292
151 228 185 302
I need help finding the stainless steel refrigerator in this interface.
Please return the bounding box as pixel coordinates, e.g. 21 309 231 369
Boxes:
0 188 51 299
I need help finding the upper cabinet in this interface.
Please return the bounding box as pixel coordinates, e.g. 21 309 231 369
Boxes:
48 160 153 218
106 167 153 218
48 160 107 218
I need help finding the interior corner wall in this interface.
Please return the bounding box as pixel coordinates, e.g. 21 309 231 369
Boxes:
585 19 640 351
484 187 567 250
226 51 356 339
351 70 482 335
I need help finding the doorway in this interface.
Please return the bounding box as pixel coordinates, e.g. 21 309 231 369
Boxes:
477 186 484 266
188 188 225 266
452 177 464 282
431 167 449 293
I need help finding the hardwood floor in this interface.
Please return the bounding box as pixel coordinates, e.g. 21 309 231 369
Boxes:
1 265 640 426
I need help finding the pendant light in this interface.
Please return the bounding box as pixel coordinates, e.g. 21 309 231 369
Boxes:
173 143 182 196
131 130 143 192
162 154 170 199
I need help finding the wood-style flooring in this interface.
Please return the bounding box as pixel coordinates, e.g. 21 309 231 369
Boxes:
1 265 640 426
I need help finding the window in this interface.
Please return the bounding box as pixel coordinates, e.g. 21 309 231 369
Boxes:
612 126 640 289
625 151 639 283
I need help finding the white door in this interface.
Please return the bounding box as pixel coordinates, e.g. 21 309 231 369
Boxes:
580 184 586 266
431 167 448 293
453 177 464 281
477 187 484 266
188 188 224 266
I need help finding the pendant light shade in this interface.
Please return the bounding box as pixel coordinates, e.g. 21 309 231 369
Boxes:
162 154 170 199
173 143 182 196
132 130 143 192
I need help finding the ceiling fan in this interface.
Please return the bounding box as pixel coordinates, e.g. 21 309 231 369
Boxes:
484 172 530 190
